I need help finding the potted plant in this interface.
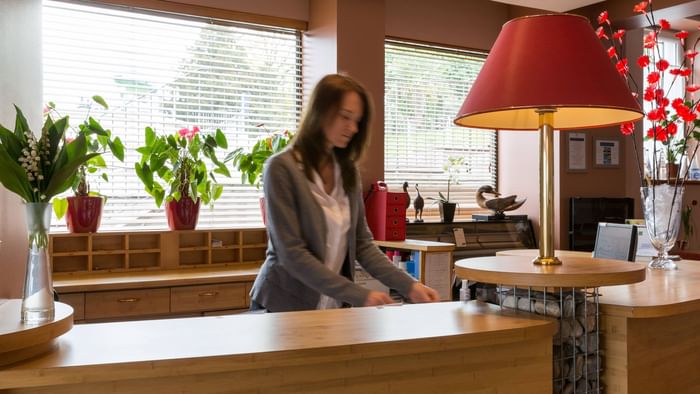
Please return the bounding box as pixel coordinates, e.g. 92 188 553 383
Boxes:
49 97 126 233
428 156 466 223
0 104 102 322
227 126 293 224
134 125 230 230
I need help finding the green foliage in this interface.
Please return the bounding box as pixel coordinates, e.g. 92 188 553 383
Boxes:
428 156 468 204
135 126 230 208
0 105 99 204
47 96 125 219
227 129 294 188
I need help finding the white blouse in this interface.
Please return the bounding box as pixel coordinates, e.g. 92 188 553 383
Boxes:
308 157 351 309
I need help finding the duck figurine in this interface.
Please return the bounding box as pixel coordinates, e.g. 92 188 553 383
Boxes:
413 184 424 223
476 185 526 219
402 182 411 222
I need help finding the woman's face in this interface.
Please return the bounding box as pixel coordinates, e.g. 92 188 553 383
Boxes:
323 91 363 151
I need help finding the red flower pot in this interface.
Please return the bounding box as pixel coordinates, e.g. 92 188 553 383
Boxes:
165 197 201 230
66 196 104 233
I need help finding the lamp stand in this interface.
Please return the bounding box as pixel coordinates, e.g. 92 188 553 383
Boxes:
534 108 561 265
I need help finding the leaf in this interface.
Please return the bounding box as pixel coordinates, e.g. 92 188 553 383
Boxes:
212 184 223 200
88 154 107 168
215 129 228 149
101 173 109 182
53 198 68 219
0 145 32 201
167 135 178 149
87 117 108 136
145 127 156 146
134 162 154 191
44 152 100 198
108 136 125 161
153 185 165 207
92 95 109 109
12 105 31 140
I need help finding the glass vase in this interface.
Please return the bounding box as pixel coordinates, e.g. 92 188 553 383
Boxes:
21 202 55 323
640 185 684 270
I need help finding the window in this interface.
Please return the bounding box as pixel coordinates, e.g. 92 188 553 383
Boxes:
384 40 495 219
43 0 302 230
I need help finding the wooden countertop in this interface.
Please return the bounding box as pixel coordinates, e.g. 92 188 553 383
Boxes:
374 239 455 252
455 255 646 288
0 301 555 390
495 249 700 318
53 264 261 293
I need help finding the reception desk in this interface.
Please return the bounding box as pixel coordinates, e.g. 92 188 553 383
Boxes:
0 301 556 394
493 249 700 394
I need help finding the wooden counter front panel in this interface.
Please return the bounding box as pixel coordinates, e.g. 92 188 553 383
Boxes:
170 283 247 313
85 288 170 320
58 293 84 321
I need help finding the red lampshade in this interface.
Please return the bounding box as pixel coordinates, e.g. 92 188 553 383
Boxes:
454 14 643 130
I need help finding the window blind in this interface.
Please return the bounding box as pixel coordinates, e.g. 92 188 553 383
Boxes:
384 40 495 219
42 0 302 230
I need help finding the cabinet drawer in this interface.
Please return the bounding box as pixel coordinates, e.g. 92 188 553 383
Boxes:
171 283 248 313
85 288 170 320
59 293 85 321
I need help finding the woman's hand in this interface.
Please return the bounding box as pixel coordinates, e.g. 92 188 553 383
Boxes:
364 290 394 306
408 282 440 303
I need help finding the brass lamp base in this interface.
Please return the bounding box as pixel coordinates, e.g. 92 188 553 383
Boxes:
532 256 562 265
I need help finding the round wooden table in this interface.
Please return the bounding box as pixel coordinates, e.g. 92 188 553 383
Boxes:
0 300 73 367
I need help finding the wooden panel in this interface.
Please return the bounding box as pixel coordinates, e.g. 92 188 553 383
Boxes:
171 283 248 313
52 255 88 273
85 288 170 320
92 234 125 251
51 235 88 253
128 233 160 250
58 293 85 321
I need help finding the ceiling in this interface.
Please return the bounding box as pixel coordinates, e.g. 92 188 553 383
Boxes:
490 0 604 12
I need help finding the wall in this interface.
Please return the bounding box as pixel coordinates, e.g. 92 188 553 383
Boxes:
0 0 43 299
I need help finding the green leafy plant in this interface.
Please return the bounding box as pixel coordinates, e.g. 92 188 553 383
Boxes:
428 156 467 204
134 125 231 207
0 105 101 205
48 96 126 219
227 126 293 188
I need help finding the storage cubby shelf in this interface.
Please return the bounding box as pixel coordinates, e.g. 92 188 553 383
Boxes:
50 228 269 274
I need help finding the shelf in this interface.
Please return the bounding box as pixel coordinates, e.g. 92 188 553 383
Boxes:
92 250 126 255
52 251 90 257
179 246 210 252
241 243 267 249
128 249 161 254
210 245 238 250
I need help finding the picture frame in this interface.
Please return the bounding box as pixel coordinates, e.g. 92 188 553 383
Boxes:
594 139 620 168
566 132 587 172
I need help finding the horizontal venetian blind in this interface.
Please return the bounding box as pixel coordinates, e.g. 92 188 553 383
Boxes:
384 40 496 219
42 0 302 230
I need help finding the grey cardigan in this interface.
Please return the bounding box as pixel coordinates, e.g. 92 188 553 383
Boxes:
250 150 416 312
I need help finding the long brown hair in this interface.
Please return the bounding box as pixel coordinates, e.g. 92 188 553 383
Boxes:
293 74 372 193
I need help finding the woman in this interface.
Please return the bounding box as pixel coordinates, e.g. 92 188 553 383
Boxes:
250 74 439 312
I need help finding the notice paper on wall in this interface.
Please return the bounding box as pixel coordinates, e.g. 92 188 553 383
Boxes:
452 228 467 247
424 252 451 301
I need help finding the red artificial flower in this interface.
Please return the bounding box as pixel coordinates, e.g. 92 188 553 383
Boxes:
620 122 635 136
687 84 700 93
637 55 650 67
596 26 608 40
647 126 668 142
608 46 617 58
686 50 699 63
671 98 685 110
598 10 609 25
676 31 689 40
647 71 660 84
613 29 626 41
633 1 649 14
647 108 665 121
177 127 189 137
680 68 692 77
660 19 671 30
616 58 629 75
644 31 656 48
679 109 697 122
657 97 670 108
669 68 682 76
666 122 678 136
643 86 655 101
656 59 670 71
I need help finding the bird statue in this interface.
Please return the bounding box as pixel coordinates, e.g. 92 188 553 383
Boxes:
414 184 424 223
402 182 411 223
476 185 526 219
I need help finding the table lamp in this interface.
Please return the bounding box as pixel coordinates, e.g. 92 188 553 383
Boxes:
454 14 643 265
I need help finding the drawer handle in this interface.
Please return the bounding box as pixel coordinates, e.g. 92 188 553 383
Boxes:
117 297 140 303
198 291 219 297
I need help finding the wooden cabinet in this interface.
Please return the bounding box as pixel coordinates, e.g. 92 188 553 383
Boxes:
51 228 265 322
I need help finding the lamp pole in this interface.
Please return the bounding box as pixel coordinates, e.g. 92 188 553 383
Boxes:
534 108 561 265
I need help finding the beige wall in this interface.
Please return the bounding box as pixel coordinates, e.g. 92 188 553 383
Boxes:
0 0 43 299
